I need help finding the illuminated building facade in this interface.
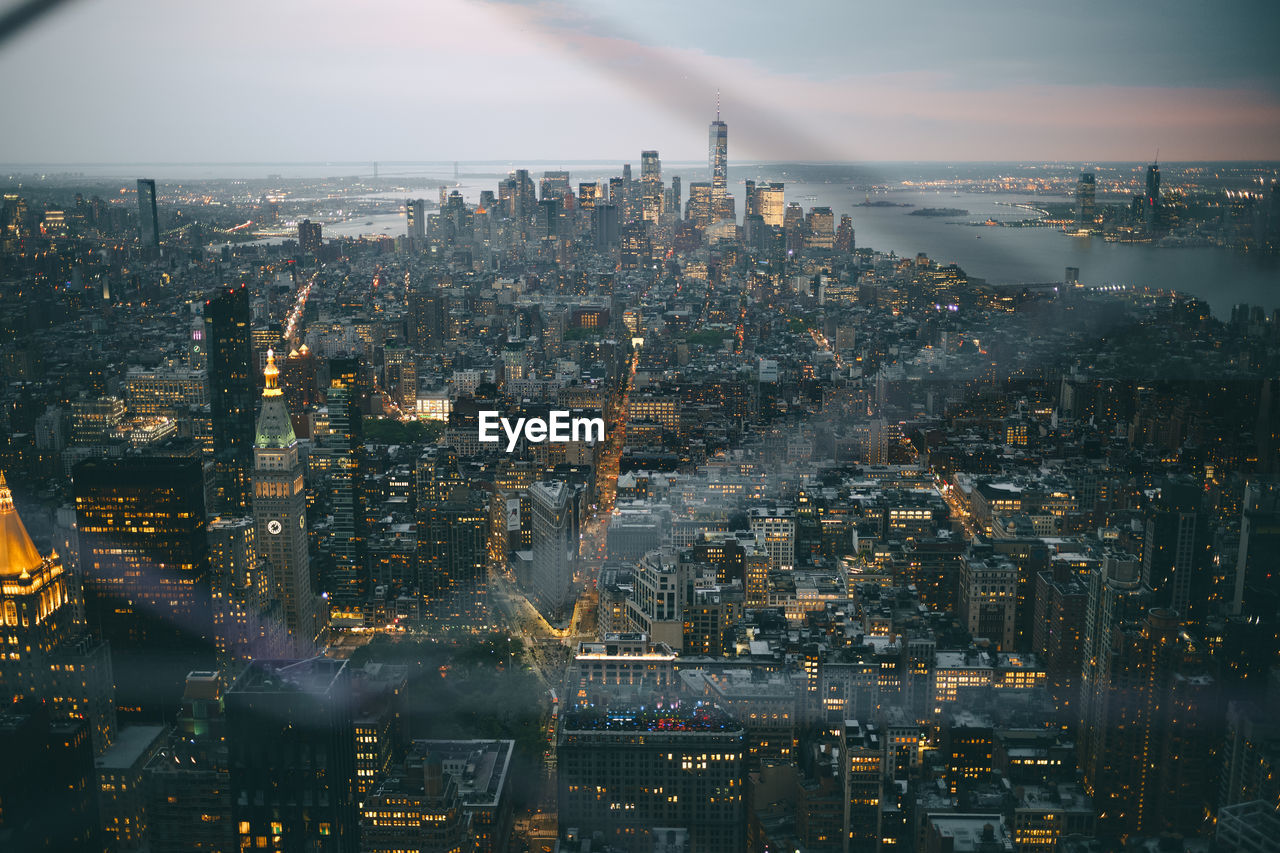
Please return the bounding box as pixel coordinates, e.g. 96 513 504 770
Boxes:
73 455 212 719
360 749 469 853
323 356 365 622
1 469 74 706
252 350 321 652
708 111 731 223
557 705 746 853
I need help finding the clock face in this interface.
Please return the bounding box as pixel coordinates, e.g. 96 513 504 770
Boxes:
267 519 282 535
299 515 306 530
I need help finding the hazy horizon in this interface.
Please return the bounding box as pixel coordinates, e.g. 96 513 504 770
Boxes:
2 0 1277 164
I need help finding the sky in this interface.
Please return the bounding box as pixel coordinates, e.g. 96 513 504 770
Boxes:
1 0 1278 164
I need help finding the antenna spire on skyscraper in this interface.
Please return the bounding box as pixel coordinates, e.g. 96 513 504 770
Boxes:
716 89 720 121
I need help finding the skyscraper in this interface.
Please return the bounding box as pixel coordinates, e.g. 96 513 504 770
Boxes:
0 468 115 753
411 286 447 352
252 350 322 653
136 178 159 248
73 456 213 718
2 480 115 758
1142 476 1211 622
405 198 426 245
208 516 281 686
640 149 662 224
206 286 256 515
298 218 322 253
1 470 79 707
323 356 365 623
1144 161 1161 232
709 104 730 223
417 486 489 625
1076 172 1097 231
226 659 358 853
1233 478 1280 620
529 480 578 622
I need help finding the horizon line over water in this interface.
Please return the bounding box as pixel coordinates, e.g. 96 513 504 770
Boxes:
4 159 1279 182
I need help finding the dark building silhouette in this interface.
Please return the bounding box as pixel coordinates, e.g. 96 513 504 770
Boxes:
143 671 234 853
73 456 213 719
137 178 159 248
226 659 357 853
1076 172 1096 231
206 285 256 514
0 704 100 849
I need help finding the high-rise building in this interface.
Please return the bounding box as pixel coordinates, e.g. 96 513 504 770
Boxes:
206 285 256 514
0 706 101 849
252 350 321 653
1 472 117 759
541 170 571 200
142 671 233 853
137 178 159 248
360 749 470 853
73 456 213 718
529 480 578 622
1 470 76 707
709 106 731 223
1076 172 1097 231
746 180 785 227
323 357 364 622
410 286 447 351
958 550 1017 650
640 149 662 224
417 486 489 625
406 198 426 244
1233 478 1280 620
619 220 651 270
835 213 855 252
557 704 746 853
298 218 322 253
1032 566 1087 720
591 202 619 250
281 343 319 413
226 659 358 853
95 722 167 850
208 517 281 686
805 206 835 250
382 345 416 411
1079 602 1208 837
1142 476 1211 622
840 719 883 853
749 506 796 572
1144 161 1161 232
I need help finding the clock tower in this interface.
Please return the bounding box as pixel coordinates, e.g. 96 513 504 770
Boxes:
252 349 321 652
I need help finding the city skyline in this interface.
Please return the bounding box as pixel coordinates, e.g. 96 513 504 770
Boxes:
2 5 1279 851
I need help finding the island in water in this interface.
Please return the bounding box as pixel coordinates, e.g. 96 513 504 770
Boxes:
909 207 969 217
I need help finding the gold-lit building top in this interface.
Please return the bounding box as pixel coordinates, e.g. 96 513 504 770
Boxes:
0 470 44 579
